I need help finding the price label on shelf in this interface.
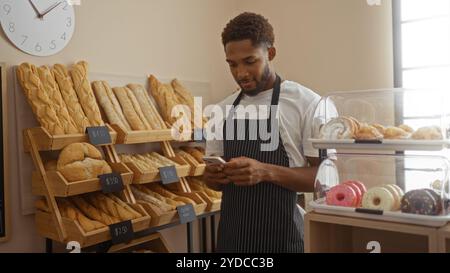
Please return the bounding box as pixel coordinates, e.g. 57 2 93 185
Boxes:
177 204 196 224
86 126 112 146
109 220 134 245
99 173 124 194
159 166 179 185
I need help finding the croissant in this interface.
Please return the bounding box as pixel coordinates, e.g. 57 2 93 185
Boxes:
319 117 356 140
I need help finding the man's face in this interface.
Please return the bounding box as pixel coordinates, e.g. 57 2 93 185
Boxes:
225 39 272 94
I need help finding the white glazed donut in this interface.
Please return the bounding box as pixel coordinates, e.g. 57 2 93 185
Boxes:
319 117 355 140
362 187 395 211
382 185 401 211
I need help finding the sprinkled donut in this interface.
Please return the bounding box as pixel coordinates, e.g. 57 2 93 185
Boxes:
343 181 362 206
362 187 395 211
326 184 358 207
401 189 441 215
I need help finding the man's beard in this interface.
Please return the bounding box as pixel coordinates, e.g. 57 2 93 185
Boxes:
241 65 271 97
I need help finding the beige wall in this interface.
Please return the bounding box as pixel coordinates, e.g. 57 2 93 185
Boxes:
0 0 394 252
235 0 394 96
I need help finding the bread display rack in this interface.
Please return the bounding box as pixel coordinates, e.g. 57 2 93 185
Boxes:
306 87 450 253
16 62 220 253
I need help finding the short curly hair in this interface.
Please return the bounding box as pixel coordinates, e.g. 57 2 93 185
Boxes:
221 12 275 48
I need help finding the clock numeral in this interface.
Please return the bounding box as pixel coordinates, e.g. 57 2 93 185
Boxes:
61 32 67 40
8 22 14 33
35 43 42 52
21 35 28 46
3 4 11 15
49 40 56 50
66 17 72 27
63 1 68 11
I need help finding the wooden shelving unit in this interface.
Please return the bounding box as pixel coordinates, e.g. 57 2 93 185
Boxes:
304 212 440 253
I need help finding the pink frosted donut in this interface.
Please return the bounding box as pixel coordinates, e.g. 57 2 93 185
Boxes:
344 181 362 206
346 180 367 196
326 184 358 207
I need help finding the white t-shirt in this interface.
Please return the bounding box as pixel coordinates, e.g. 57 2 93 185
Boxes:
205 80 321 167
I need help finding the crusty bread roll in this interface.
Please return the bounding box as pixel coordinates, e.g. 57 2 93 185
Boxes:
70 61 104 126
92 81 131 131
355 124 383 140
37 66 78 134
411 126 443 140
383 126 410 139
113 87 152 130
53 64 91 133
17 63 65 135
57 143 112 182
127 84 164 130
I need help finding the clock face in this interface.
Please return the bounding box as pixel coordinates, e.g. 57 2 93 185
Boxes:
0 0 75 56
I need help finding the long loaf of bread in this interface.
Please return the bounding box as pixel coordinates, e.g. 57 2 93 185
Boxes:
127 84 164 130
53 64 91 133
87 193 135 221
71 196 119 225
106 193 142 219
37 66 78 134
59 199 106 232
113 87 151 130
16 63 65 135
70 61 104 126
92 81 131 130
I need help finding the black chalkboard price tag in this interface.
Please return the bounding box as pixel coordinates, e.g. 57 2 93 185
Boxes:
99 173 124 194
177 204 196 224
159 166 179 185
355 208 384 215
86 126 112 146
109 220 134 244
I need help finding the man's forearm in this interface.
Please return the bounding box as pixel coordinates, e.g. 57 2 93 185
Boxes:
263 164 317 192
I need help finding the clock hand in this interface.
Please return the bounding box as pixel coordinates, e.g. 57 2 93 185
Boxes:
41 1 63 18
28 0 43 19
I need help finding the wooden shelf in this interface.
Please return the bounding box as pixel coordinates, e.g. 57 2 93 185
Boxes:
35 204 151 248
32 162 133 197
111 124 174 144
24 126 117 152
305 212 440 253
438 224 450 252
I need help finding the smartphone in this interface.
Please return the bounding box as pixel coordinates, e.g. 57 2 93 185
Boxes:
203 156 226 165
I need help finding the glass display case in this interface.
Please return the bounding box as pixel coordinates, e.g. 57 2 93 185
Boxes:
310 88 450 151
312 153 450 227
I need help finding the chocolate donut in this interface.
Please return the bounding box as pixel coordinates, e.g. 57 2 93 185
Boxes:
401 189 441 215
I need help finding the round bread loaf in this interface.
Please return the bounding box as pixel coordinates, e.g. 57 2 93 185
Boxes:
57 142 112 182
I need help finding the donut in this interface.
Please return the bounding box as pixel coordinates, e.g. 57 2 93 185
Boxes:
343 181 362 206
390 184 405 197
401 189 441 215
382 185 401 210
362 187 395 211
425 189 443 215
326 184 358 207
346 180 367 196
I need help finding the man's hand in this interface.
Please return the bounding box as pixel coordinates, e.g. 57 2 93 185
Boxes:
203 164 231 190
223 157 269 186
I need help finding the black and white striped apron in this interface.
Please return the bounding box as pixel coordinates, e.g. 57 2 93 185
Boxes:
216 75 304 253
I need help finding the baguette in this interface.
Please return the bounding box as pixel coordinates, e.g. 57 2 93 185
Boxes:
148 152 179 166
37 65 78 134
59 199 106 232
113 87 151 130
87 193 136 221
131 186 174 212
174 196 197 206
70 61 104 126
181 147 204 163
16 63 65 135
127 84 163 130
106 193 143 219
135 185 179 209
148 184 178 199
53 64 90 133
137 201 164 215
92 81 131 131
71 196 119 225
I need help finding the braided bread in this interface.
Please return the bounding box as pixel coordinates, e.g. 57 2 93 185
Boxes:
17 63 65 135
37 65 78 134
70 61 104 126
53 64 90 133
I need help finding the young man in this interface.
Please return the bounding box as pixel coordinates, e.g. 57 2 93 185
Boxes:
204 12 321 253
